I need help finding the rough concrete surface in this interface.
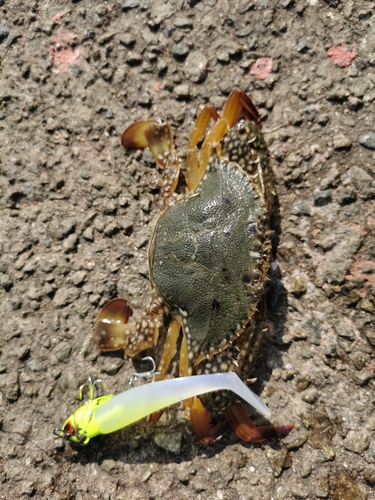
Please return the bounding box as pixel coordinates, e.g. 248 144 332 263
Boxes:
0 1 375 499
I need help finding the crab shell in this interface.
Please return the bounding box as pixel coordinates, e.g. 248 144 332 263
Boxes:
149 120 274 385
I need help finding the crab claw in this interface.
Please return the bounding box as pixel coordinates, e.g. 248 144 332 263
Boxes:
121 119 159 149
121 119 175 171
93 298 135 351
224 404 294 443
234 89 262 127
190 398 293 444
190 396 230 444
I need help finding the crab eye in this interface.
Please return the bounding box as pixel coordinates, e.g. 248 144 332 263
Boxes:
63 422 74 436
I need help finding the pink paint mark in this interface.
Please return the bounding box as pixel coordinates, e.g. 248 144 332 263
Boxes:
51 32 77 45
106 4 113 12
327 46 357 67
249 57 273 80
53 12 65 24
49 33 80 74
153 82 161 92
349 260 375 283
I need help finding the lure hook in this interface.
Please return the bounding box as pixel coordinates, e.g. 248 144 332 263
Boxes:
79 376 108 401
128 356 161 388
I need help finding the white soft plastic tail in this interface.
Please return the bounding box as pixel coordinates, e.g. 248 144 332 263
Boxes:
94 372 270 435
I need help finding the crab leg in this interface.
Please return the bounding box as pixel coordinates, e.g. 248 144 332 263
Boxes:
178 332 195 408
156 319 182 379
122 119 180 202
155 324 207 415
150 321 196 422
178 332 227 437
186 105 220 191
195 89 262 187
147 319 184 424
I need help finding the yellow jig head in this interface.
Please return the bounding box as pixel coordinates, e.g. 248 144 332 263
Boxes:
60 394 114 445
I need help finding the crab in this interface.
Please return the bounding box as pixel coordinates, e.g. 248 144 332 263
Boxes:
93 89 293 444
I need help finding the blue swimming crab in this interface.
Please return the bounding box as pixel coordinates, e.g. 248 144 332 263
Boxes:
93 89 293 443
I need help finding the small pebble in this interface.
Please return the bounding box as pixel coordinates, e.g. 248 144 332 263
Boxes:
364 466 375 484
337 187 356 205
63 234 78 252
127 51 142 64
150 4 175 26
171 44 189 58
333 134 352 149
303 316 321 346
290 201 311 216
313 189 332 206
349 166 375 199
343 430 371 454
283 431 309 451
0 273 12 290
0 24 10 42
101 459 118 474
183 51 208 83
122 0 140 9
138 92 151 105
292 374 311 392
52 341 72 363
153 430 182 454
322 229 362 285
71 270 87 286
157 59 167 73
10 296 22 310
351 370 372 386
174 83 190 97
53 286 81 307
292 275 307 295
349 351 369 370
361 298 373 313
265 445 288 477
174 17 193 29
119 32 136 46
235 27 252 38
320 166 340 189
27 285 44 301
359 131 375 149
176 466 190 483
99 356 124 376
26 359 43 372
291 484 309 498
302 388 319 404
346 97 362 110
62 220 76 237
82 227 94 241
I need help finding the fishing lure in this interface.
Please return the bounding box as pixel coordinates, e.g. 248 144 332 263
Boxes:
57 367 270 445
